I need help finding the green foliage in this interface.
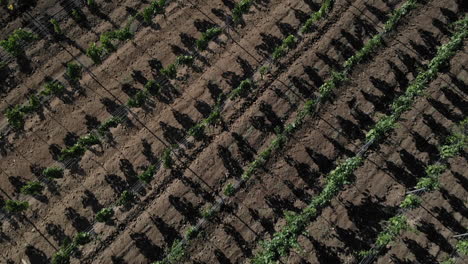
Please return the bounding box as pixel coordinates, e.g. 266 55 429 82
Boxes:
66 62 82 82
41 80 65 96
100 32 115 52
344 35 383 70
440 133 466 159
42 166 64 179
98 116 123 134
4 200 29 213
117 190 136 206
141 0 166 23
5 104 25 129
51 250 70 264
301 0 335 33
232 0 252 24
425 163 446 178
367 16 468 142
230 79 254 99
71 9 85 23
188 123 205 140
50 19 62 35
109 27 133 41
185 226 199 239
176 55 194 66
74 232 91 245
318 71 347 100
383 0 417 33
160 63 177 79
0 28 38 56
86 42 104 64
96 208 114 222
272 35 297 60
456 240 468 255
259 65 270 79
416 176 439 191
60 133 100 160
59 144 86 161
21 94 41 113
400 194 421 209
223 183 235 196
138 165 157 183
142 6 155 23
77 133 101 147
162 148 173 169
165 239 187 263
127 90 148 108
376 215 409 247
365 115 396 141
201 206 215 220
20 181 44 195
440 258 455 264
87 0 98 10
196 27 222 50
145 80 161 95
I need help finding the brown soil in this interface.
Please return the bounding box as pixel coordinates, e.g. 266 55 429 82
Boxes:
0 0 466 264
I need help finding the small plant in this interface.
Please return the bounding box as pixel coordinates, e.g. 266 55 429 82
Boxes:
457 239 468 255
176 55 194 66
59 144 86 161
188 124 205 140
100 32 115 52
201 206 215 220
223 183 235 196
87 0 98 11
96 207 114 222
41 80 65 96
98 116 123 134
0 28 38 56
230 79 254 99
152 0 166 14
109 27 133 41
71 8 85 23
138 165 157 184
74 232 92 245
20 181 44 195
185 226 199 239
145 80 160 95
160 64 177 79
440 133 466 159
117 190 136 206
426 163 447 177
416 176 439 191
86 42 104 64
5 104 25 129
20 94 41 113
4 200 29 213
141 6 155 24
399 194 421 209
205 108 221 126
259 65 270 80
127 90 148 108
162 148 173 169
51 250 70 264
42 166 64 179
196 27 222 50
77 133 101 147
65 62 82 82
272 35 297 60
50 19 62 35
232 0 252 24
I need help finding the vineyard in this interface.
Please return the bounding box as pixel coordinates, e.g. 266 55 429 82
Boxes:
0 0 466 263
